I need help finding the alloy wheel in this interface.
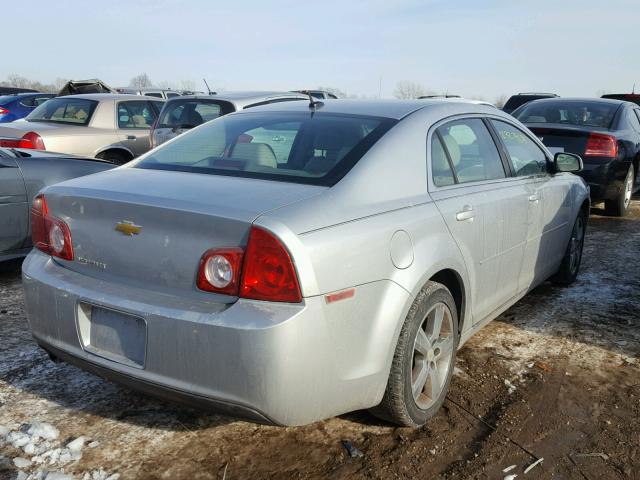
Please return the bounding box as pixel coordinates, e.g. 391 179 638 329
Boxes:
411 302 454 410
569 215 585 275
623 168 633 209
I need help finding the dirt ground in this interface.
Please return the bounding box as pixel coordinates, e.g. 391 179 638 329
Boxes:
1 199 639 480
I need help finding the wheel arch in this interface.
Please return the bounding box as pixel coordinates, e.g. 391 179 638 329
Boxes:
94 146 134 161
429 268 467 337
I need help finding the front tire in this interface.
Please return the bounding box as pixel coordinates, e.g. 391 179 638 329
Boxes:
371 281 458 427
605 164 634 216
552 210 587 285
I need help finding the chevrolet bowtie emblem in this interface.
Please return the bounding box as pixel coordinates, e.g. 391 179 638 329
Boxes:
115 221 142 236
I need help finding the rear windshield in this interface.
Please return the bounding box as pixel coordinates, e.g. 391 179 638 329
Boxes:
26 98 98 125
515 100 619 128
133 111 396 186
157 99 234 129
0 95 17 105
503 95 553 112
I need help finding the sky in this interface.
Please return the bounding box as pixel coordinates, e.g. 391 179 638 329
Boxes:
4 0 640 101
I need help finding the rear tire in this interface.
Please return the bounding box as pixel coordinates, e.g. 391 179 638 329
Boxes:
370 281 458 427
552 210 587 285
604 164 634 216
96 150 132 166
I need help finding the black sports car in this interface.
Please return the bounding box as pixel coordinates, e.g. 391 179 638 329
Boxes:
514 98 640 216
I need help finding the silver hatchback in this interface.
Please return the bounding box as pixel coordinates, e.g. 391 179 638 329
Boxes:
22 99 588 426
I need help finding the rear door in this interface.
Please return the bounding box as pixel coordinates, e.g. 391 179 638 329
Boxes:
116 100 159 156
0 153 28 254
428 117 529 324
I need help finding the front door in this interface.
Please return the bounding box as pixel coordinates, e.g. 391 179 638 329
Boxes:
488 119 574 291
116 100 159 157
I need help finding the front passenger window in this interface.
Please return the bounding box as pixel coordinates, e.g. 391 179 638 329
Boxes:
491 120 547 176
436 119 505 184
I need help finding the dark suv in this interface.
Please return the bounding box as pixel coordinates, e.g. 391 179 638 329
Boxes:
601 93 640 106
503 92 559 114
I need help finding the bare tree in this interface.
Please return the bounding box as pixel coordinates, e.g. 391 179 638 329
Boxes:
129 73 153 88
394 80 430 99
316 86 347 98
179 79 196 91
494 94 508 109
5 74 30 89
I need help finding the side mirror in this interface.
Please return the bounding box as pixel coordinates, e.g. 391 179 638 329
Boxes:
553 152 583 173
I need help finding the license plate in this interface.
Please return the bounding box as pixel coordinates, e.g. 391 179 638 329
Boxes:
77 303 147 368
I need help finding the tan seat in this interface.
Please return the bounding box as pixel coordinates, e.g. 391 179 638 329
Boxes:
132 115 148 128
231 142 278 169
441 134 461 167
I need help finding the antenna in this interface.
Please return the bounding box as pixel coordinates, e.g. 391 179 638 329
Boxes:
203 78 213 95
307 92 324 110
633 82 636 94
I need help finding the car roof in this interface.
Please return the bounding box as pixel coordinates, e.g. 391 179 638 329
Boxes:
522 97 629 106
56 93 161 101
233 98 496 120
211 91 307 101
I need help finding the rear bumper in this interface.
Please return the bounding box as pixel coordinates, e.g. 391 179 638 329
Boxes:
22 250 409 425
579 159 630 202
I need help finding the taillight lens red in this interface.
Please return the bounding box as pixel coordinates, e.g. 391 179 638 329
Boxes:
0 131 45 150
196 226 302 302
584 133 617 157
0 107 9 115
197 248 244 295
240 227 301 303
30 194 74 260
31 194 49 253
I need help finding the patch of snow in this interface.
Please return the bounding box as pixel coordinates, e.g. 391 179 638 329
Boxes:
14 456 33 468
26 422 60 441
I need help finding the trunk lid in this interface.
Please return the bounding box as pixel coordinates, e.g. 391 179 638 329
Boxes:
527 123 610 157
43 168 325 300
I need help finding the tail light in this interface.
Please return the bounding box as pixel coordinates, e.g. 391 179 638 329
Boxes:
196 226 302 303
240 227 301 302
197 248 243 296
0 107 9 115
0 131 45 150
584 133 617 157
31 194 74 260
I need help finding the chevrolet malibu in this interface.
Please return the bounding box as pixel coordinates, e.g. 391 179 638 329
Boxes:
22 100 589 426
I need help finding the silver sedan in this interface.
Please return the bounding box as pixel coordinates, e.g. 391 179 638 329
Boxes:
22 99 589 426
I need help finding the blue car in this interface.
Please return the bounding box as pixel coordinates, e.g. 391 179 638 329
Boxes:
0 93 55 123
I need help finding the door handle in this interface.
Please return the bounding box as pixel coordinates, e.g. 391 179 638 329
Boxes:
127 135 137 140
528 194 540 203
456 205 475 222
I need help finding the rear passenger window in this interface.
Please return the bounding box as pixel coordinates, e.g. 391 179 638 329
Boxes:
436 119 505 184
491 120 547 176
118 101 157 129
629 110 640 132
430 135 455 186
